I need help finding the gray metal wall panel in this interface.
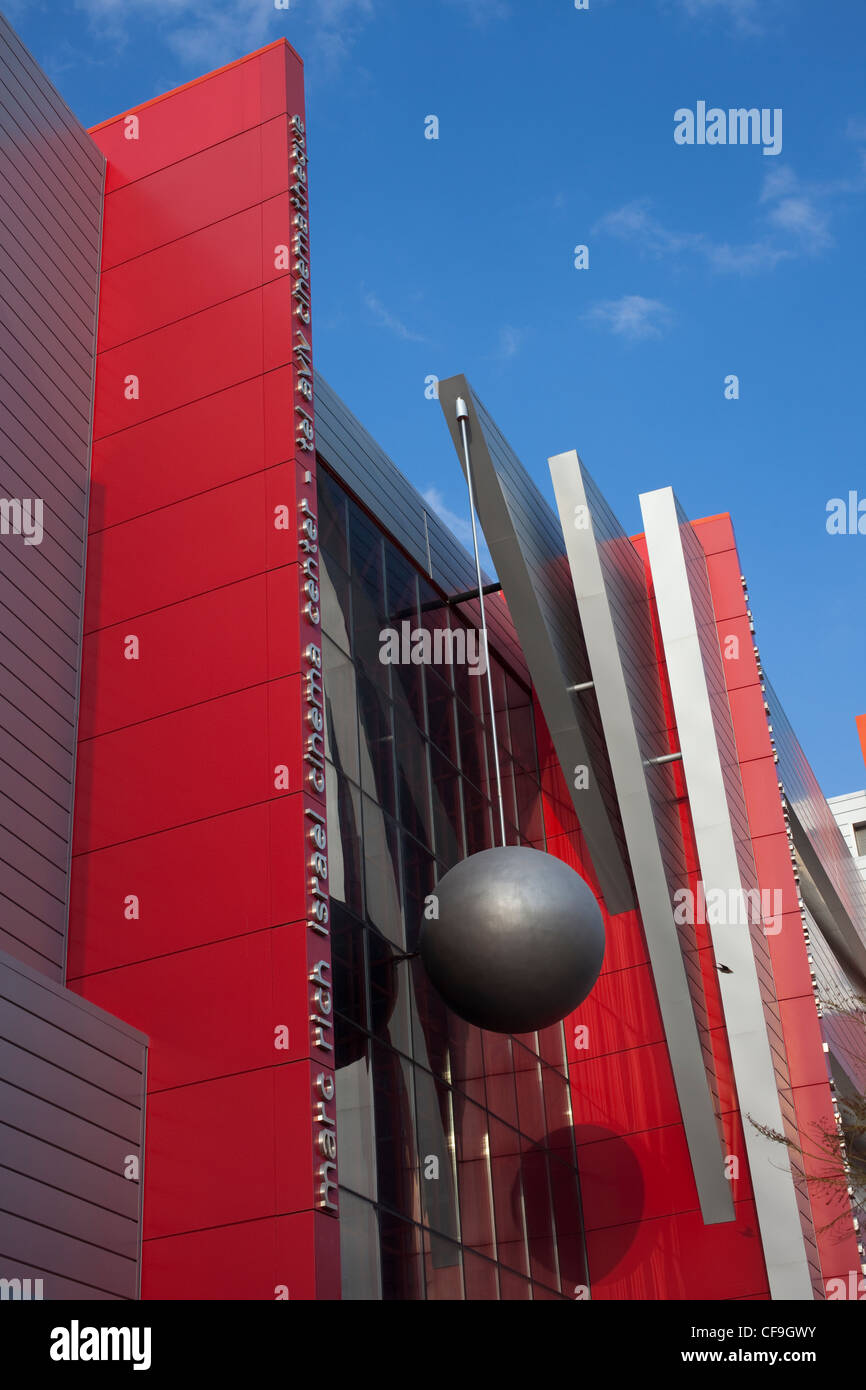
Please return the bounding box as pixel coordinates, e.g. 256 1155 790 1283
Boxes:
0 950 146 1300
0 23 103 189
550 451 734 1225
767 678 866 978
640 486 816 1299
0 18 102 982
435 375 633 913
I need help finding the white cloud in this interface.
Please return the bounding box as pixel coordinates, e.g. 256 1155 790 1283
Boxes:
363 290 427 342
670 0 764 35
423 487 494 573
594 153 862 276
444 0 511 26
495 325 523 360
73 0 375 69
584 295 673 342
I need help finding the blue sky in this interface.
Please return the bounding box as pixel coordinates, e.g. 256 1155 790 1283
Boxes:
10 0 866 794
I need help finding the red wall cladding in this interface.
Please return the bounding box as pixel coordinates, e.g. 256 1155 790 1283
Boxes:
537 698 770 1301
68 42 339 1299
548 512 857 1300
690 514 860 1296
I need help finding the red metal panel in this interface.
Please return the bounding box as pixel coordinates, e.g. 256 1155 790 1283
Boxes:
570 1042 682 1136
99 117 291 271
83 470 297 631
71 42 337 1300
586 1200 769 1301
92 286 289 440
93 43 294 191
89 367 291 532
97 204 267 351
699 518 861 1294
68 798 305 979
78 569 301 738
143 1063 312 1239
73 678 301 853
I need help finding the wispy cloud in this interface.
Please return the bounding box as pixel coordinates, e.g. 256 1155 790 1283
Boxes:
584 295 673 342
363 290 427 342
595 198 790 274
494 325 523 360
444 0 511 26
423 487 494 572
595 138 866 276
73 0 375 69
668 0 764 35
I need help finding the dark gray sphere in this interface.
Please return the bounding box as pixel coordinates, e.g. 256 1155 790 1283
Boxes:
419 846 605 1034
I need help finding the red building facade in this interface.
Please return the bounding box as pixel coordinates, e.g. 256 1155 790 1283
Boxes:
0 25 860 1301
68 42 339 1299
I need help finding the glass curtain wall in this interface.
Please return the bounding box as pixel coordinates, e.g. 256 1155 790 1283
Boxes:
317 462 588 1301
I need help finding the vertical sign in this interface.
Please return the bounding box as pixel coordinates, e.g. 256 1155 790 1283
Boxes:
289 112 338 1217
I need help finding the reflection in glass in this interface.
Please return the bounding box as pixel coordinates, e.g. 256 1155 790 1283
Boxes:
339 1191 381 1299
324 463 587 1300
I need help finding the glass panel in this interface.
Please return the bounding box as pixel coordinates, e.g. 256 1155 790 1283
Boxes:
513 1048 546 1144
351 580 391 696
409 954 451 1082
319 550 352 653
323 635 359 785
489 1116 529 1276
462 1250 499 1300
429 747 463 869
379 1210 425 1300
395 712 432 848
449 1016 487 1110
316 466 348 571
548 1154 588 1295
422 1228 464 1301
414 1065 460 1242
357 673 396 817
348 503 385 615
542 1064 575 1158
331 905 368 1034
536 1021 568 1075
367 923 412 1060
499 1268 531 1300
424 668 459 764
335 1039 378 1204
514 770 545 844
453 1094 495 1260
401 833 436 953
483 1032 518 1131
450 616 486 714
505 673 537 773
339 1191 381 1300
456 697 488 792
497 753 520 841
521 1148 559 1291
462 779 493 857
361 797 403 949
371 1041 421 1225
384 543 419 625
326 764 363 917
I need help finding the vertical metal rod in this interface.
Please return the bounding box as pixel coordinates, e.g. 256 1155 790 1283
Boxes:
456 397 508 848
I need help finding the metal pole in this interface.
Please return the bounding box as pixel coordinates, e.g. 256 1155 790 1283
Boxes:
455 397 508 848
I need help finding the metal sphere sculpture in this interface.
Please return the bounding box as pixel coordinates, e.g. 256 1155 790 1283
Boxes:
419 845 605 1034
